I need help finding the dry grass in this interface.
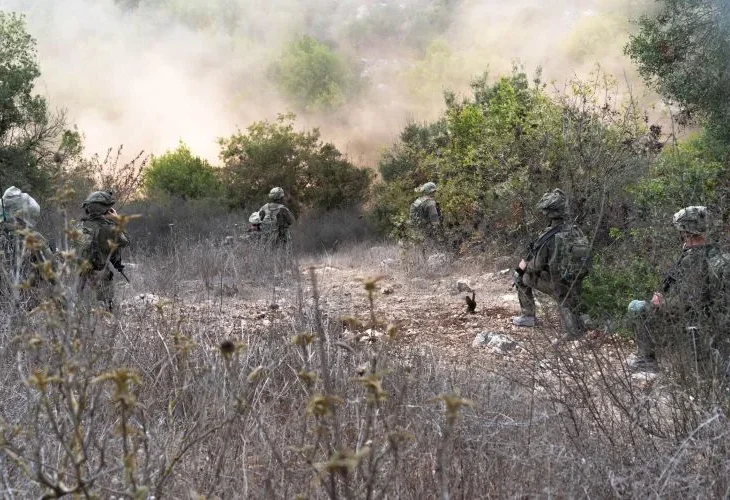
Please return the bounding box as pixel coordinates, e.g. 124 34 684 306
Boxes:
2 225 730 498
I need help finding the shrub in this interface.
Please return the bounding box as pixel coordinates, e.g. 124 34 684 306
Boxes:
269 35 360 111
370 67 658 251
143 142 221 200
219 114 372 213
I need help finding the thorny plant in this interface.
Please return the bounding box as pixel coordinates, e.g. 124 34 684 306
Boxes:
3 228 730 497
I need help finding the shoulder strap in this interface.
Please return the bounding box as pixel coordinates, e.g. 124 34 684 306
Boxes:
530 224 563 255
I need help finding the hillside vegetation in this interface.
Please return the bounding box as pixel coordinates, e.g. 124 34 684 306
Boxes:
2 1 730 497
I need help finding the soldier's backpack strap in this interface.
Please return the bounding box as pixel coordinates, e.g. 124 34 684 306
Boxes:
529 224 563 258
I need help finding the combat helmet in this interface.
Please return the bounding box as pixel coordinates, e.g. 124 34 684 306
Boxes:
83 190 115 216
269 187 285 202
673 206 708 235
536 188 567 219
420 182 437 195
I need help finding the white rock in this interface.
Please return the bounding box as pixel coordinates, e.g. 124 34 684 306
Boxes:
427 253 448 268
472 331 518 354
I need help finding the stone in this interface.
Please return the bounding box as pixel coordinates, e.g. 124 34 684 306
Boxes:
472 331 518 354
427 253 448 268
456 281 473 293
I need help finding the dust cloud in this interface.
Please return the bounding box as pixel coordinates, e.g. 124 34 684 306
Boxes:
1 0 652 165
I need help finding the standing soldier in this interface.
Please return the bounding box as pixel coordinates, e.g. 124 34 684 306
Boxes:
410 181 441 247
258 187 295 248
512 188 591 341
76 190 129 311
626 206 730 372
1 186 55 307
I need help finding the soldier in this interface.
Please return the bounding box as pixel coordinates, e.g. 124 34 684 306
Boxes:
409 182 441 245
258 187 295 247
76 190 129 311
626 206 730 372
0 186 55 306
512 188 590 341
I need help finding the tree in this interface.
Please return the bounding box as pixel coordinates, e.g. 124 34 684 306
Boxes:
625 0 730 147
269 36 359 111
143 142 221 199
0 11 76 198
219 114 371 212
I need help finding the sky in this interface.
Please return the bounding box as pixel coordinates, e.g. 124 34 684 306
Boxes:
0 0 654 165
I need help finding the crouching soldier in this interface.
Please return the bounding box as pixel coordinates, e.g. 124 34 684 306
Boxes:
512 188 591 341
626 206 730 373
75 190 129 311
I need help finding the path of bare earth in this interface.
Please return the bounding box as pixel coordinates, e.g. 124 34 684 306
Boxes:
122 245 615 369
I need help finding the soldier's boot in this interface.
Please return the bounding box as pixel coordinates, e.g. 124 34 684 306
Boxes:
558 306 586 341
514 281 537 327
512 315 536 327
626 353 658 372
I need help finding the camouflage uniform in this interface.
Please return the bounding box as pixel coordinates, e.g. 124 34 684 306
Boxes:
258 187 295 248
627 206 730 372
513 188 586 340
410 182 441 245
0 187 55 307
77 191 129 311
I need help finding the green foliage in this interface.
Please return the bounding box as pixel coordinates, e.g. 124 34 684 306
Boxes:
632 132 726 218
0 11 85 200
371 67 655 251
143 142 221 199
582 251 660 327
345 0 457 51
219 114 372 213
269 36 359 111
625 0 730 147
0 11 48 194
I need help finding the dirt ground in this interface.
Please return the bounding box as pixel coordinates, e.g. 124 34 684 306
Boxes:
120 246 621 369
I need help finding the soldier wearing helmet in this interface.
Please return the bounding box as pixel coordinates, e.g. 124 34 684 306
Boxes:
76 190 130 311
626 206 730 372
1 186 55 306
257 187 295 247
512 188 588 341
409 182 441 244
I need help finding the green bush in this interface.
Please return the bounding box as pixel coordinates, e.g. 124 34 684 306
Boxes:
269 36 359 111
370 68 656 250
143 142 221 200
581 250 660 329
0 11 82 199
219 114 372 213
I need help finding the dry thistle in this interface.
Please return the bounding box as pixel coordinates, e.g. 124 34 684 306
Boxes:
358 275 387 293
247 366 264 383
306 394 341 417
93 368 141 407
26 369 61 393
352 373 389 403
292 332 315 347
297 370 319 387
315 447 370 477
433 390 474 425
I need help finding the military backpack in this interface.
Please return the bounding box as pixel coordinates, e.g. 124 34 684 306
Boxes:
75 220 107 272
549 225 592 282
410 196 429 226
